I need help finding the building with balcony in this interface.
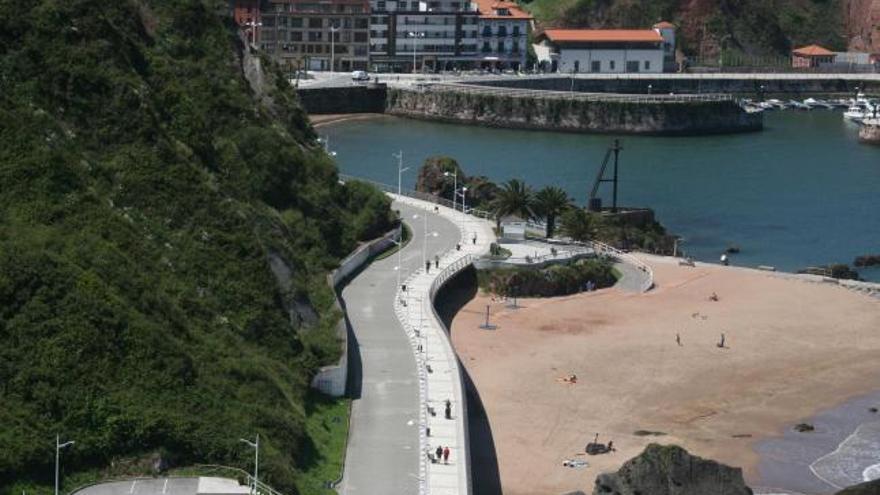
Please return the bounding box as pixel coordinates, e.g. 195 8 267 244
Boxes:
259 0 371 73
536 25 675 73
369 0 480 72
474 0 532 70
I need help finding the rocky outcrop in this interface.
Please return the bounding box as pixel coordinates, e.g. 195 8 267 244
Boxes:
592 444 753 495
386 88 762 136
835 478 880 494
843 0 880 53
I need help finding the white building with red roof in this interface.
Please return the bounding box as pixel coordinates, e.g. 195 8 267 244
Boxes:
535 22 676 73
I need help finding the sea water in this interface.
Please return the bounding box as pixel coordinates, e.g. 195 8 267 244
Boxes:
324 111 880 280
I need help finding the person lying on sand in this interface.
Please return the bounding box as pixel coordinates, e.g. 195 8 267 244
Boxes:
556 374 578 384
709 292 719 301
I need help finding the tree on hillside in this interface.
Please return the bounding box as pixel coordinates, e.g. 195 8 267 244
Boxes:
490 179 534 229
534 186 573 238
559 207 595 242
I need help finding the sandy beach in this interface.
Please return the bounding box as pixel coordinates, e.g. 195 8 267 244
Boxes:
450 256 880 495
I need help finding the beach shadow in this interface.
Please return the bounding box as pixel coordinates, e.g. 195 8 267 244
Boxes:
435 266 503 495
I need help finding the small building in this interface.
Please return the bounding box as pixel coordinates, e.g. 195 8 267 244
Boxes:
474 0 533 70
535 25 674 73
791 44 835 68
500 215 527 241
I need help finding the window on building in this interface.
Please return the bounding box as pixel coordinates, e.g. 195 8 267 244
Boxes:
354 32 368 42
377 1 386 11
308 17 322 28
497 40 504 53
511 41 519 53
356 18 369 29
591 60 600 72
609 60 615 70
574 60 580 72
263 17 275 27
497 26 507 37
308 31 322 41
626 60 639 72
512 25 520 36
290 31 303 41
482 26 491 37
290 17 303 27
644 60 651 70
482 41 491 53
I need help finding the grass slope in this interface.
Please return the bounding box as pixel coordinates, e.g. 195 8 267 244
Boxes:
0 1 393 493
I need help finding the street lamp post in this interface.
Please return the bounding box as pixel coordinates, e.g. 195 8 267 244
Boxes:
330 24 340 72
408 31 425 73
244 20 262 47
55 435 75 495
443 170 458 212
394 151 409 293
240 434 260 494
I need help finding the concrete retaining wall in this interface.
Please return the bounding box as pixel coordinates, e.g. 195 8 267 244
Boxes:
385 88 762 135
296 84 387 114
311 229 398 397
471 76 880 96
859 123 880 144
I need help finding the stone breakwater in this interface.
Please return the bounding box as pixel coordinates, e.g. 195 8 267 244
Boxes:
859 122 880 144
385 86 762 135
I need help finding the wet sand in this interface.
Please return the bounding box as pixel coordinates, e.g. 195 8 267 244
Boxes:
449 256 880 495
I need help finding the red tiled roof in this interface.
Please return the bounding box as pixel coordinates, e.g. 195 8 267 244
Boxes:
540 29 663 43
653 21 676 29
475 0 533 20
792 44 834 57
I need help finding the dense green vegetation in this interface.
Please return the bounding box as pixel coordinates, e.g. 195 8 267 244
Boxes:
0 1 393 493
519 0 847 58
478 258 617 297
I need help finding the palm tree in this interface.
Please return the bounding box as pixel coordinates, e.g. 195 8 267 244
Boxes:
490 179 534 230
534 186 572 238
559 208 595 243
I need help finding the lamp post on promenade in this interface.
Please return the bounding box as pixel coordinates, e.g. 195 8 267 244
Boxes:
444 170 458 212
394 151 409 294
55 435 75 495
330 23 340 72
239 434 260 494
408 31 425 73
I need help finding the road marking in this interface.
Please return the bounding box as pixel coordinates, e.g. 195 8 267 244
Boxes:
163 479 169 494
129 480 137 494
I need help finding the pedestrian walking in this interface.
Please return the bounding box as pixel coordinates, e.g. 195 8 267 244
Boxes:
718 333 726 348
443 446 450 464
435 445 443 463
425 260 431 273
434 255 439 268
456 243 461 251
472 234 477 245
676 333 681 346
445 399 452 419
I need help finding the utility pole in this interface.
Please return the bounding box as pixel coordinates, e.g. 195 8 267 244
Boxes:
330 23 339 72
394 151 409 294
444 170 457 212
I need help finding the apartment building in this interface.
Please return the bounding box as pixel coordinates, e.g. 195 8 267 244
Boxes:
259 0 371 72
368 0 480 72
474 0 532 70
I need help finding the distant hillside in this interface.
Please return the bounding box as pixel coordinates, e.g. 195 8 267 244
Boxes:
521 0 880 58
0 0 392 493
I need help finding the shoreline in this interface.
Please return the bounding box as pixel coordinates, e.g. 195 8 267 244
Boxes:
309 112 385 128
449 255 880 495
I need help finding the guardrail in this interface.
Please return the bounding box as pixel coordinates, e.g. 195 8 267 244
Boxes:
588 239 655 292
413 82 737 104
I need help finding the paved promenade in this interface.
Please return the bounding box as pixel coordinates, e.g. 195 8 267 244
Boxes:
340 196 494 495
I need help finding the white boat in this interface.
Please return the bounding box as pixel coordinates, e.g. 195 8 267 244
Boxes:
803 98 834 110
765 99 787 110
844 104 868 122
788 99 811 110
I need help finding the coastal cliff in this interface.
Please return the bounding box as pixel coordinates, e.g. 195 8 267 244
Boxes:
385 88 762 136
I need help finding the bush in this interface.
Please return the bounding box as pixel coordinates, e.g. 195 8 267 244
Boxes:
478 259 616 298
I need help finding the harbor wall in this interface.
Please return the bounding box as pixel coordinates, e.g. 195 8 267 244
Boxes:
296 85 386 114
859 123 880 144
472 77 880 96
384 88 762 135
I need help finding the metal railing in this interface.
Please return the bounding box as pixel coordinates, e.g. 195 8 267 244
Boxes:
411 82 736 103
339 173 494 219
588 239 655 292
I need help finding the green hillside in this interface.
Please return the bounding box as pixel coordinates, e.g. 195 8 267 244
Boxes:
520 0 847 57
0 1 392 493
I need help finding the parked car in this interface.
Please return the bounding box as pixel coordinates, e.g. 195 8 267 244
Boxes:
351 70 370 81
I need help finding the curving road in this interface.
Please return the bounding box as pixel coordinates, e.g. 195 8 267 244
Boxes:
339 201 461 495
